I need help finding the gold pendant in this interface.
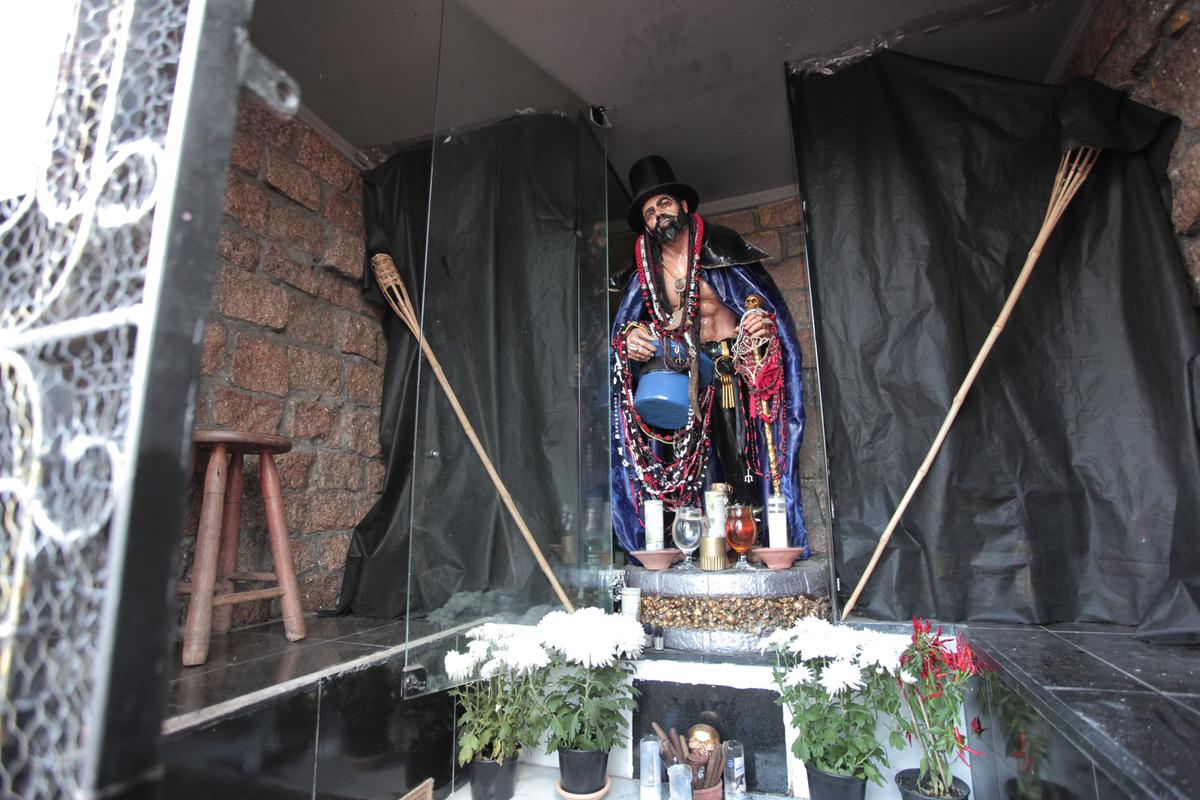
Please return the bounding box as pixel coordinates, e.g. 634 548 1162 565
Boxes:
674 277 685 292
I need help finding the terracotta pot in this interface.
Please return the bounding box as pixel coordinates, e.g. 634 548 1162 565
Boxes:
629 549 682 570
747 546 804 570
693 781 723 799
895 768 971 800
470 756 518 800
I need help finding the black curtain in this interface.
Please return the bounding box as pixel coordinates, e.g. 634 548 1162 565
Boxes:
337 114 597 619
790 51 1200 640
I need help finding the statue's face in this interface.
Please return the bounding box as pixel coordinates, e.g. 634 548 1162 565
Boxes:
642 193 688 242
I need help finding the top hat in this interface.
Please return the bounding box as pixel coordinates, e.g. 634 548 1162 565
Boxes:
626 155 699 232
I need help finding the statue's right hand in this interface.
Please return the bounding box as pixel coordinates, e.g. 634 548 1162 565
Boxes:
625 327 656 363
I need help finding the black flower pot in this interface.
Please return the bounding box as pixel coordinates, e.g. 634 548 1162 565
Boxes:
557 747 609 794
805 764 866 800
896 767 971 800
470 756 518 800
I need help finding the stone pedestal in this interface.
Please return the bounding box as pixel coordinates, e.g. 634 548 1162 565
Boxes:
625 554 830 654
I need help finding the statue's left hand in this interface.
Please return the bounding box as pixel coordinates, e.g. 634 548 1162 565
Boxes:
741 313 775 339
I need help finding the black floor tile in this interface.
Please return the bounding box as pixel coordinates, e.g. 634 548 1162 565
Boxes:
1053 633 1200 695
1165 694 1200 717
167 614 401 682
339 620 410 648
169 631 321 681
1040 623 1137 635
1052 689 1200 799
967 628 1145 692
169 640 389 714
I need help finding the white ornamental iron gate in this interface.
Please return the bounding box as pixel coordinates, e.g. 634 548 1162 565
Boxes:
0 1 298 797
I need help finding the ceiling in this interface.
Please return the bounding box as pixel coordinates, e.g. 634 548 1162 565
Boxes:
249 0 1093 208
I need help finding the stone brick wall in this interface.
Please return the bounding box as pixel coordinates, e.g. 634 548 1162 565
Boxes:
707 200 830 556
181 94 383 627
1066 0 1200 299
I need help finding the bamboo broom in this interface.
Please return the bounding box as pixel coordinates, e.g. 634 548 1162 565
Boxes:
840 147 1100 621
371 253 574 613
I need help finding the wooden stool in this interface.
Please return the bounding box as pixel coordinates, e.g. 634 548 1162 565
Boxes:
180 430 306 666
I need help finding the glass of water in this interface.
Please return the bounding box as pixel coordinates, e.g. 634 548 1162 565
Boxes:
672 507 703 570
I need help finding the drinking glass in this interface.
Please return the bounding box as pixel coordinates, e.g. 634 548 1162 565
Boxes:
725 504 758 570
671 507 703 570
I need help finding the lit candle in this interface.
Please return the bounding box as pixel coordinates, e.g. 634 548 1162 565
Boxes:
767 494 788 549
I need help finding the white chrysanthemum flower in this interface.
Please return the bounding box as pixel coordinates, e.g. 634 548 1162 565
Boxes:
466 623 504 643
794 621 860 662
819 658 863 696
538 606 644 667
855 630 909 673
493 628 550 675
783 664 814 687
445 650 475 681
480 657 503 678
605 613 647 659
900 669 918 685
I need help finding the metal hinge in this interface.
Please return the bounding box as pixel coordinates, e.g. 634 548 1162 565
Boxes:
236 28 299 117
402 663 428 698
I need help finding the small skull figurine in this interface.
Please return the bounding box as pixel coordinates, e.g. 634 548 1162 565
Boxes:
687 723 720 756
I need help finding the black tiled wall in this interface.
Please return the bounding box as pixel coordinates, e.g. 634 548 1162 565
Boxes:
162 663 455 799
631 679 788 793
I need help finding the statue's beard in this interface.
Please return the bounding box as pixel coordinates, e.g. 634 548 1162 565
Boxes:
650 213 687 245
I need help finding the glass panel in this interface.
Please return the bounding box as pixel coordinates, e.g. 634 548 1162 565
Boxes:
405 0 612 695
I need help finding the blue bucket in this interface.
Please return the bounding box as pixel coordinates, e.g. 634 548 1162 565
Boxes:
633 339 713 430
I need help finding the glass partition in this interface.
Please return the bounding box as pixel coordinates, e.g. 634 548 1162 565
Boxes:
403 0 613 693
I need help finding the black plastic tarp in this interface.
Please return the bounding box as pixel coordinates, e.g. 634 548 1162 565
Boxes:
336 113 602 619
790 51 1200 640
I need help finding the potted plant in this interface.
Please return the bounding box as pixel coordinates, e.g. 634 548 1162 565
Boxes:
444 623 551 800
985 673 1077 800
764 616 909 800
894 618 980 800
535 607 645 796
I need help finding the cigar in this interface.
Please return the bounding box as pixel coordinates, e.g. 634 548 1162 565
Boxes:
652 723 677 762
703 747 722 788
658 737 676 765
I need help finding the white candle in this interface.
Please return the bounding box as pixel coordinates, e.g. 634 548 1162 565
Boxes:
644 498 664 549
767 494 788 549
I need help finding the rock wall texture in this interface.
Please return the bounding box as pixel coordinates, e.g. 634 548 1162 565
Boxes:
1066 0 1200 299
181 94 381 626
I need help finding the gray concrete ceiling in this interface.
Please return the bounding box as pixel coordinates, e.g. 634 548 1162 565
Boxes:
249 0 1092 207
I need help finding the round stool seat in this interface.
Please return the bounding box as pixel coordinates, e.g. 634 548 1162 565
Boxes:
193 429 292 455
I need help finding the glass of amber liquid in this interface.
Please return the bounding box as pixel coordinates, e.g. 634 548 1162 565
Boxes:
725 504 758 570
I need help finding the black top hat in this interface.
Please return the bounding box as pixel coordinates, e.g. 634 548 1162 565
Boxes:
626 155 699 232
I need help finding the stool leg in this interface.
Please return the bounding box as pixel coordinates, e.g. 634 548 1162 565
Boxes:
212 452 245 635
260 450 306 641
182 444 227 666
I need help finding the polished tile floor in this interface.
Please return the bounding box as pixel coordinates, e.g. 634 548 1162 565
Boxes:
964 622 1200 800
164 614 1199 799
166 614 410 718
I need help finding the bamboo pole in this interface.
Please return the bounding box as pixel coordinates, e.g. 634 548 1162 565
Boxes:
371 254 575 613
840 147 1100 621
